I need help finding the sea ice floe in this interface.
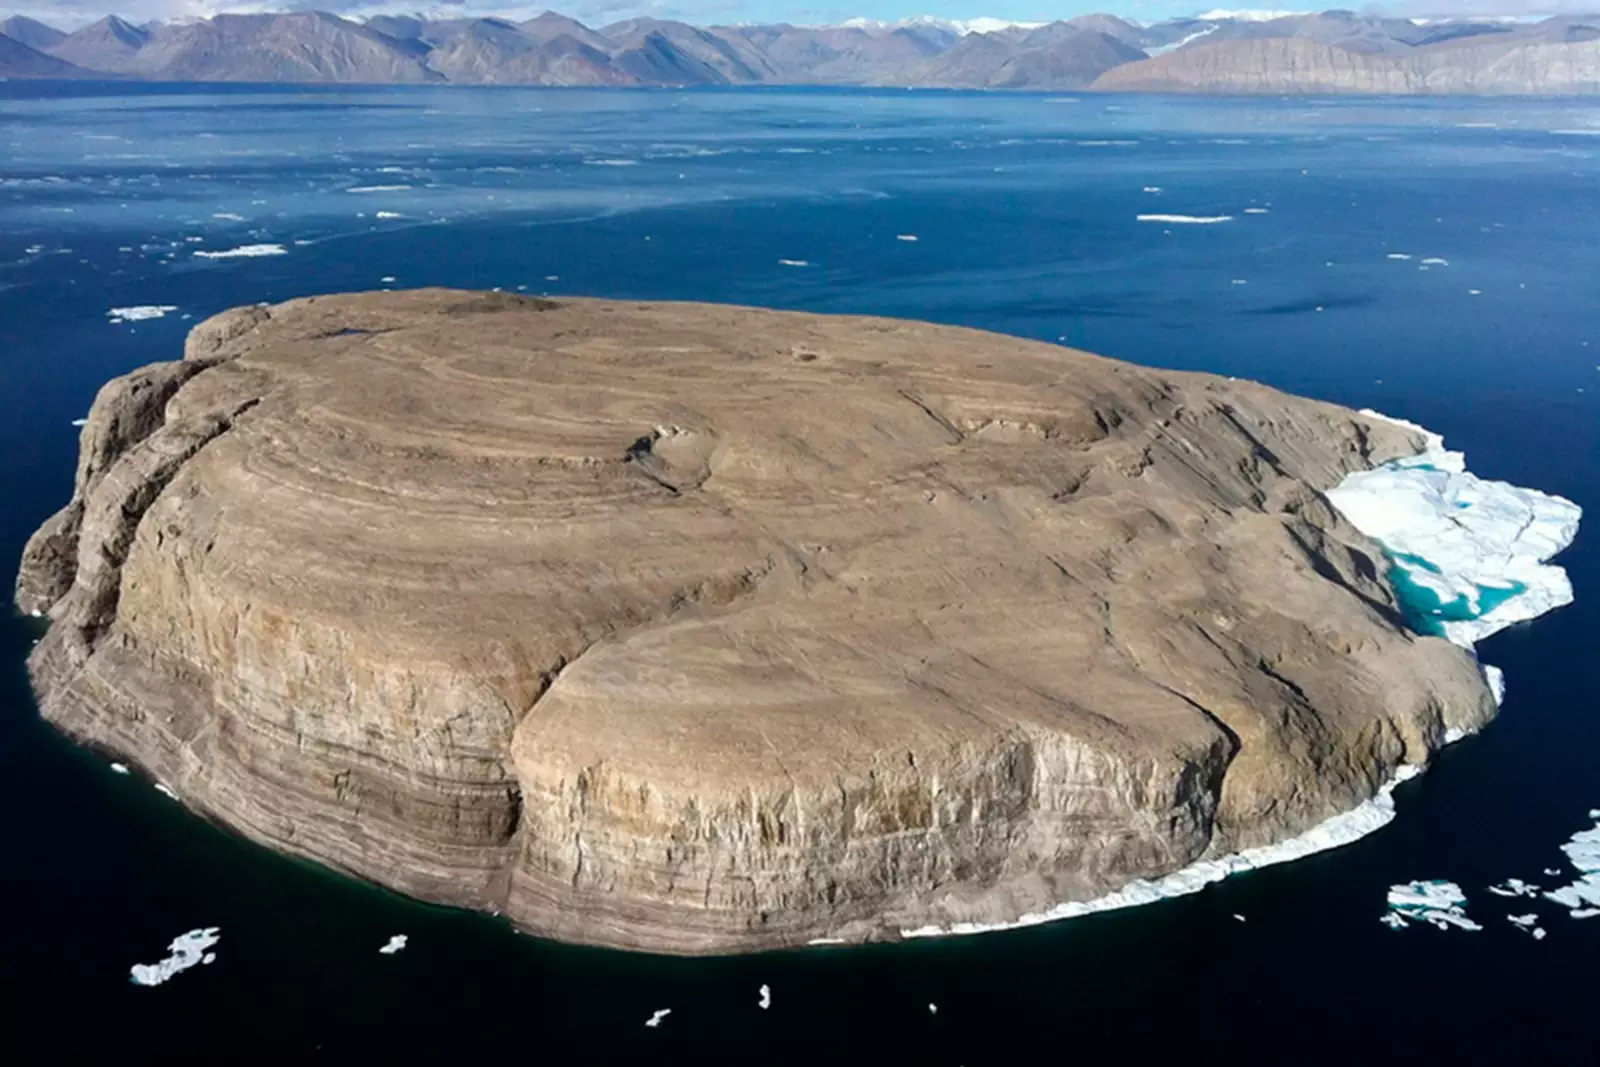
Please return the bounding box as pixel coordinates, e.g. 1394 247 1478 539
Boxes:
1142 185 1162 192
212 212 245 221
1421 257 1449 266
900 765 1423 939
896 234 919 242
758 984 771 1009
110 762 130 775
71 417 88 427
1387 253 1413 260
193 244 287 260
1136 213 1233 224
346 184 412 192
1325 411 1581 649
1543 814 1600 918
1506 913 1546 938
129 927 220 986
1243 207 1269 214
379 934 408 954
645 1008 671 1027
1382 880 1482 931
107 305 177 323
375 211 404 219
778 259 809 267
1487 877 1540 898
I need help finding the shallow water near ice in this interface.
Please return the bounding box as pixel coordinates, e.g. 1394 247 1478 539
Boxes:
1 84 1598 1062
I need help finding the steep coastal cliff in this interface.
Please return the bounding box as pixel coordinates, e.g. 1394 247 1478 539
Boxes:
18 291 1495 953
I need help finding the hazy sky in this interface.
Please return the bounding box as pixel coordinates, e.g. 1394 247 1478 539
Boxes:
4 0 1589 31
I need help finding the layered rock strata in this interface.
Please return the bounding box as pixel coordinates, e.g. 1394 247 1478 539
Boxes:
19 290 1495 953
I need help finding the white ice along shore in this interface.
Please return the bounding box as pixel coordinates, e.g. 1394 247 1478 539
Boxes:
129 927 220 987
891 410 1580 944
1326 410 1580 652
896 766 1424 939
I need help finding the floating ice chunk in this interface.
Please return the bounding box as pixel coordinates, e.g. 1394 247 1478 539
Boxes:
901 765 1422 938
758 984 771 1009
583 159 637 167
1243 207 1269 214
1468 289 1482 296
193 244 286 260
1421 257 1449 266
130 928 220 986
1544 815 1600 917
378 934 408 955
1232 913 1247 922
1382 880 1482 931
927 1003 938 1014
108 305 177 323
346 184 411 192
1387 253 1413 260
1506 913 1546 938
1326 411 1581 650
896 234 918 242
380 276 397 283
110 762 130 775
71 418 88 427
375 212 404 220
645 1008 671 1027
1137 214 1232 224
1142 185 1162 192
778 259 809 267
155 783 179 800
212 212 245 221
1488 877 1540 898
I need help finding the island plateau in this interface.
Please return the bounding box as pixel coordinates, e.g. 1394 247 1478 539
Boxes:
19 290 1510 953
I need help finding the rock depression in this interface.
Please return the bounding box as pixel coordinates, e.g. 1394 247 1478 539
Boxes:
19 289 1497 954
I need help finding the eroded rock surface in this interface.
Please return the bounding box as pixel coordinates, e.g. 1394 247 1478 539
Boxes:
18 290 1494 953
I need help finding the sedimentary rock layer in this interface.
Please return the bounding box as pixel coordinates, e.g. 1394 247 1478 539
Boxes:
18 290 1495 953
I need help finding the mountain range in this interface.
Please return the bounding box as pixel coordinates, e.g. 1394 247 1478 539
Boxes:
2 9 1599 94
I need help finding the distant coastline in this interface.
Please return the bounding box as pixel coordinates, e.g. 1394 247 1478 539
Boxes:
3 9 1600 95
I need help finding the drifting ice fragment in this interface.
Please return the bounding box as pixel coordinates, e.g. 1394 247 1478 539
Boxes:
129 928 220 986
1382 880 1482 931
110 763 129 775
1487 878 1540 898
1544 815 1600 917
379 934 408 954
758 984 771 1009
645 1009 671 1028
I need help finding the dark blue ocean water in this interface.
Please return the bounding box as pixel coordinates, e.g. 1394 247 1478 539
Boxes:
1 83 1597 1063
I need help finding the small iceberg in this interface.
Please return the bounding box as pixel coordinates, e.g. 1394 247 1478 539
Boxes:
1325 411 1581 650
1137 214 1233 224
758 984 771 1009
777 259 809 267
1243 207 1270 214
107 305 177 323
645 1008 671 1028
346 184 412 193
110 762 130 775
1487 877 1541 898
1381 880 1482 931
378 934 408 954
130 928 220 986
896 234 919 242
193 244 286 260
1543 814 1600 918
1506 913 1547 939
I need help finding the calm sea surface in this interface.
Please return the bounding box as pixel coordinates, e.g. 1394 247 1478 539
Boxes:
1 83 1596 1063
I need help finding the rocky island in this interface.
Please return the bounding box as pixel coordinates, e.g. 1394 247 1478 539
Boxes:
19 290 1505 954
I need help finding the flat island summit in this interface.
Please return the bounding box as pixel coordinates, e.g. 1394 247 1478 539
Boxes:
17 289 1519 953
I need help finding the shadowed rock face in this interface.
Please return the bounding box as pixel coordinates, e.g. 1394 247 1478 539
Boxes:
18 290 1493 954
